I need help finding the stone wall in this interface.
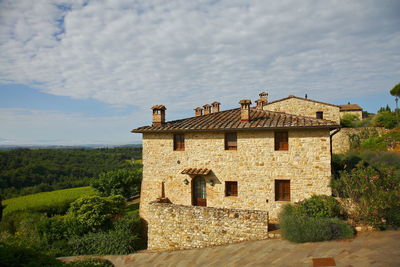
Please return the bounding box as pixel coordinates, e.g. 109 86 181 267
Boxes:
147 202 269 250
332 127 388 154
140 129 332 222
265 97 340 123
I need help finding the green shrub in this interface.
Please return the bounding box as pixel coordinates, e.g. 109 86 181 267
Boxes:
341 114 361 128
67 257 114 266
68 214 141 255
347 128 380 150
373 112 399 129
279 204 354 243
91 169 142 199
0 242 64 267
67 195 126 231
297 195 341 218
335 165 400 229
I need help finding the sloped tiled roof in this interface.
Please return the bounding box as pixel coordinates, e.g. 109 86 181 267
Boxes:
131 108 339 133
266 95 340 108
338 104 362 111
181 168 211 175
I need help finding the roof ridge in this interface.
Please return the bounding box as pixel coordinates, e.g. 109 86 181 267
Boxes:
266 95 340 108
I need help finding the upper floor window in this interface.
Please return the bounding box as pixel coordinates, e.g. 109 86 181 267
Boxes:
173 134 185 151
225 132 237 150
225 181 238 196
316 111 323 119
274 131 288 151
275 180 290 201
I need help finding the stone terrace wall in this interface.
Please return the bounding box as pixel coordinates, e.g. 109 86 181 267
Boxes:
332 127 388 154
147 202 269 250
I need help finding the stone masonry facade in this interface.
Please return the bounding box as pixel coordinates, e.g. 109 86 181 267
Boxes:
147 202 269 250
139 129 332 224
340 110 363 120
265 97 340 123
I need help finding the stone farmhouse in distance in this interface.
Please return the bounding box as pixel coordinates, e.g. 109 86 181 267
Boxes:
131 92 361 250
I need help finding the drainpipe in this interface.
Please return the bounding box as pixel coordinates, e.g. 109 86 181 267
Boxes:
330 127 341 173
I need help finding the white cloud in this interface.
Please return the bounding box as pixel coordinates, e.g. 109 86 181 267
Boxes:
0 0 399 111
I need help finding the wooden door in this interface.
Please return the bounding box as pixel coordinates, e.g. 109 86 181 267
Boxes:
192 176 206 206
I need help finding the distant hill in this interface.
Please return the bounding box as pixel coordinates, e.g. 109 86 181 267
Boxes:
0 143 142 151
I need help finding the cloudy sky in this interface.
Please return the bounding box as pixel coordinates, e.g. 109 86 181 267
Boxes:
0 0 399 145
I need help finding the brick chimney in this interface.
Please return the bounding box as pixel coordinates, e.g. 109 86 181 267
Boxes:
256 92 268 110
194 107 203 117
211 102 220 113
151 105 166 126
239 99 252 122
203 104 212 115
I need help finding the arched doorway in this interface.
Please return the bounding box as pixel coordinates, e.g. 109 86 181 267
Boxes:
192 176 206 206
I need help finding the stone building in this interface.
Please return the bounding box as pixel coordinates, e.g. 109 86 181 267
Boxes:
338 104 363 120
131 93 341 249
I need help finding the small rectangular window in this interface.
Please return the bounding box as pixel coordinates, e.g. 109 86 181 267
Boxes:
225 181 238 196
275 180 290 201
316 111 323 119
173 134 185 151
225 132 237 150
274 131 288 151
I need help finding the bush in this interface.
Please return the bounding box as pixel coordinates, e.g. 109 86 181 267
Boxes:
335 164 400 229
67 195 126 231
341 114 361 128
68 214 141 255
91 169 142 199
279 204 354 243
297 195 341 218
348 128 380 150
67 257 114 266
0 242 64 267
373 112 399 129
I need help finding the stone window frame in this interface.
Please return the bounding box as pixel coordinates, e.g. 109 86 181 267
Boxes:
225 181 238 197
274 131 288 151
316 111 324 119
275 179 290 201
173 133 185 151
224 132 237 150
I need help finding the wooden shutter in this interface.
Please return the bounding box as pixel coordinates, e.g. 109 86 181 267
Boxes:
225 181 238 196
173 134 185 151
225 133 237 150
275 180 290 201
275 131 288 151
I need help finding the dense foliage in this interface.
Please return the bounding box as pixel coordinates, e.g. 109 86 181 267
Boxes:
2 187 97 216
279 198 353 243
92 169 142 198
332 163 400 229
0 146 141 199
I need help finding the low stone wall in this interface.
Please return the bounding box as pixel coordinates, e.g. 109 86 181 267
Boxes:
146 202 269 250
332 127 388 154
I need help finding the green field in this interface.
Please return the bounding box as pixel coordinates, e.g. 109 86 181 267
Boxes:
2 186 97 215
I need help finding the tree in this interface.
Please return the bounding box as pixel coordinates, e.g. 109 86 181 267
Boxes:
91 169 142 198
390 83 400 111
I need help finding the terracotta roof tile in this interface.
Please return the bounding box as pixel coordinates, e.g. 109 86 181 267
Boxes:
132 108 339 133
266 95 340 108
181 168 211 175
338 104 362 111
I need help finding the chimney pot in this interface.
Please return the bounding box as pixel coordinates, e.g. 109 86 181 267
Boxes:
256 92 268 110
194 107 203 117
203 104 212 115
239 99 252 122
211 101 221 113
151 105 166 126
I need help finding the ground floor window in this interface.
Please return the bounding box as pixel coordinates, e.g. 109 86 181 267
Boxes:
275 180 290 201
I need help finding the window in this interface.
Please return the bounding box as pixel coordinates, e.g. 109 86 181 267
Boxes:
274 131 288 151
225 181 238 196
225 132 237 150
173 134 185 151
316 111 323 119
275 180 290 201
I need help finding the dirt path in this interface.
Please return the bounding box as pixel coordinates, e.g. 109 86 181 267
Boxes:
60 230 400 266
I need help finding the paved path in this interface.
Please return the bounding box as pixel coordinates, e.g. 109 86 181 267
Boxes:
61 230 400 267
